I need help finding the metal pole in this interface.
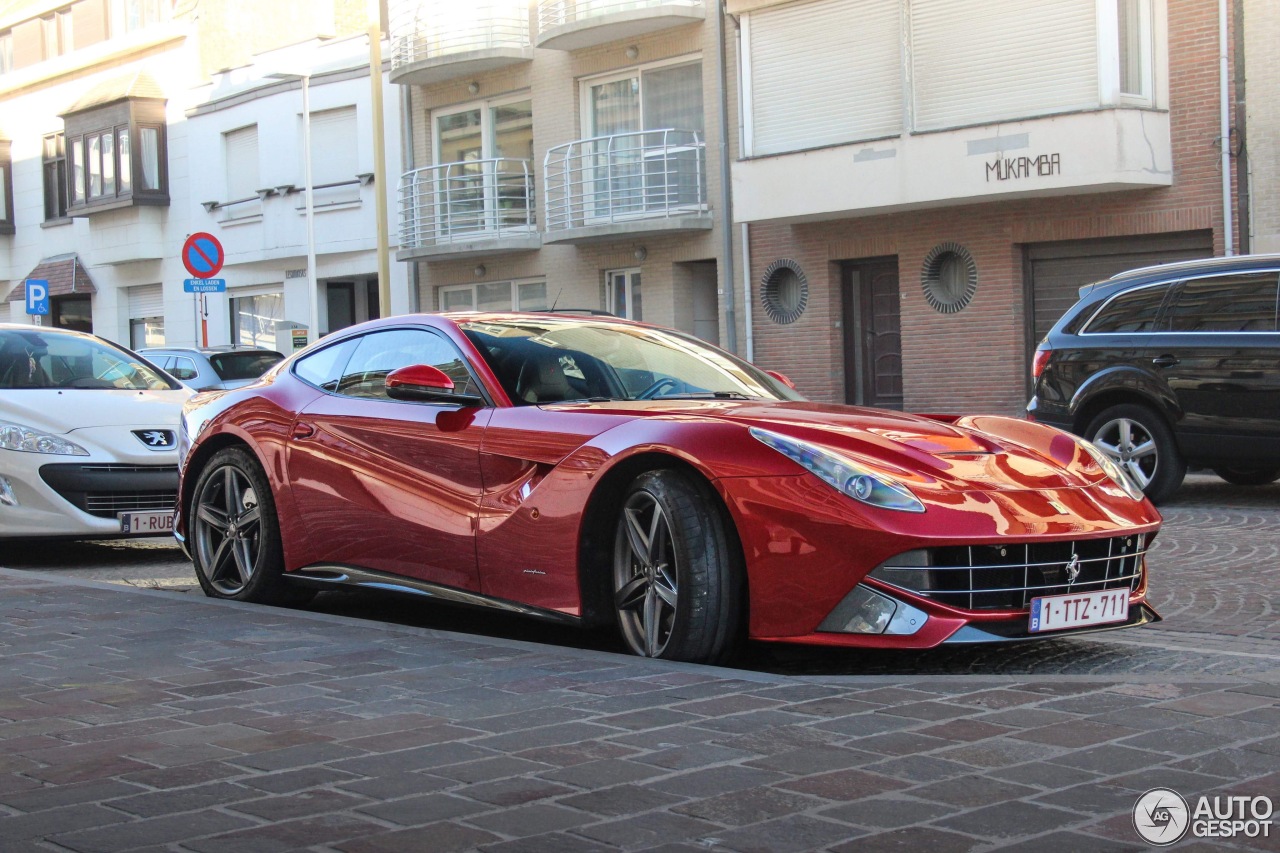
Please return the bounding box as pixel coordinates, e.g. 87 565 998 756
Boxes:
369 5 392 316
303 74 319 342
714 0 738 353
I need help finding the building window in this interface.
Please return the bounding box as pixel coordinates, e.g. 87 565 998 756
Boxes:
0 139 13 234
584 61 703 137
430 97 533 235
130 317 165 349
43 133 68 220
0 31 12 75
114 0 170 34
1117 0 1152 101
439 279 546 312
606 269 642 320
230 293 283 349
222 124 259 216
52 294 93 333
64 99 167 213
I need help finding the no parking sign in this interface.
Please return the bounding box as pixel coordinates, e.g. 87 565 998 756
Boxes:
182 232 224 279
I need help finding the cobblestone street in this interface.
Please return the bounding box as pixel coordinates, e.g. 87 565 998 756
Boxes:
0 473 1277 851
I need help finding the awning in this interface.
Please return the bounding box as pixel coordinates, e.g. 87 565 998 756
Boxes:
6 254 97 302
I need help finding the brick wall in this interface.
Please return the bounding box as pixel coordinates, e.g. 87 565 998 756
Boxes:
749 0 1238 416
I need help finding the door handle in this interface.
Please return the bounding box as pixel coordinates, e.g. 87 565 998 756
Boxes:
291 422 316 439
1151 355 1180 368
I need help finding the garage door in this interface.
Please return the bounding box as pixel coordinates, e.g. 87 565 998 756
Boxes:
1024 231 1214 371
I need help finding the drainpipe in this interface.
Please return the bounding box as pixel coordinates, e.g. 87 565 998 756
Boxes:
741 222 753 362
1219 0 1233 256
714 0 737 353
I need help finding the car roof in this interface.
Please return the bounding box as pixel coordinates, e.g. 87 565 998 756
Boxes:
139 346 283 356
1080 252 1280 299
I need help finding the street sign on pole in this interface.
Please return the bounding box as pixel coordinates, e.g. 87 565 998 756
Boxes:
182 232 225 279
25 279 50 316
183 278 226 293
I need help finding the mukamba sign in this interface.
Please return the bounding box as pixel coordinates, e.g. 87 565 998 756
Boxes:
986 153 1062 182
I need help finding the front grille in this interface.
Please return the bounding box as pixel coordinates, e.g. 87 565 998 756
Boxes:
869 534 1147 612
84 491 177 517
39 464 180 518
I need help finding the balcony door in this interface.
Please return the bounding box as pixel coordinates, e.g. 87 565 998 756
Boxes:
582 61 703 220
432 98 533 237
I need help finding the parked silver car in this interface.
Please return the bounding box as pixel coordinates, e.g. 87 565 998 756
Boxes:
138 346 283 392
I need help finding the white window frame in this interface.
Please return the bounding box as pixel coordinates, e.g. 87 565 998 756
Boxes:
1098 0 1155 106
431 93 532 165
606 268 642 320
579 55 703 138
438 278 547 312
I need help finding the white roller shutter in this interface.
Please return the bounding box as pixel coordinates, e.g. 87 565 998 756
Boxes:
128 283 163 320
911 0 1099 131
224 125 259 200
748 0 902 156
310 106 357 185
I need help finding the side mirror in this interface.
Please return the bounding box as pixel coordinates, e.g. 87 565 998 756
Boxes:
764 369 796 390
385 364 483 405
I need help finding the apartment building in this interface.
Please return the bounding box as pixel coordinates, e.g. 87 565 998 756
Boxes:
731 0 1237 415
388 0 734 345
0 0 407 350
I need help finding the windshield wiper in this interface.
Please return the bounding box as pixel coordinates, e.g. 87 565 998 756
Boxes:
650 391 759 401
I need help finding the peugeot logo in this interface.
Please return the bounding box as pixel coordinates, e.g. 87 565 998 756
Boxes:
133 429 176 450
1064 553 1082 584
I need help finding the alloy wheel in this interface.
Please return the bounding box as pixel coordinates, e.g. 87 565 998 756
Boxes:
613 490 679 657
1091 416 1158 490
193 464 263 595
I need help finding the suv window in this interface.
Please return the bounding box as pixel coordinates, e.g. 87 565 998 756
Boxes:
335 329 476 401
1084 284 1170 334
169 356 199 381
209 351 283 380
1165 273 1279 333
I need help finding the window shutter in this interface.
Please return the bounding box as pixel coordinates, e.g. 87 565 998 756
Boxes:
911 0 1099 131
309 106 357 186
748 0 902 156
224 125 259 200
127 283 163 319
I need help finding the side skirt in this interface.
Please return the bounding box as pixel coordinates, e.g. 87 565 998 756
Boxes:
285 564 581 626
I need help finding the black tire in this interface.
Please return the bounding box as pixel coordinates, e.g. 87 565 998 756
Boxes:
1085 404 1186 504
612 469 743 664
1212 465 1280 486
189 447 312 606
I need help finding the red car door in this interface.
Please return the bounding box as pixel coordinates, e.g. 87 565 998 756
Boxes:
286 327 491 590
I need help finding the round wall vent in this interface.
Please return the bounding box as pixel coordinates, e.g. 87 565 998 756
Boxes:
761 259 808 324
921 242 978 314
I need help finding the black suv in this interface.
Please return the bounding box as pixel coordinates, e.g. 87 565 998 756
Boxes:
1028 253 1280 503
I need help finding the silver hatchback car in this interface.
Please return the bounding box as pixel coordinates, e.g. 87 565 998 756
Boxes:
139 346 283 392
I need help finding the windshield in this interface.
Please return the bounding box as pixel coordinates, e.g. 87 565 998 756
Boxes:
461 318 804 405
209 351 283 381
0 329 177 391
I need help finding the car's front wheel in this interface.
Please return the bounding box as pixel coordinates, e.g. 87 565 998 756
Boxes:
612 469 742 664
1085 404 1186 504
1212 465 1280 486
190 447 311 605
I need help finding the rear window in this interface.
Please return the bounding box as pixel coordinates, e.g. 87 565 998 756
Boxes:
1084 284 1170 334
209 351 283 381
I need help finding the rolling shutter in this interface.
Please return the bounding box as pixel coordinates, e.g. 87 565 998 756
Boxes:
224 125 259 201
748 0 901 156
911 0 1099 131
309 106 357 186
128 283 163 320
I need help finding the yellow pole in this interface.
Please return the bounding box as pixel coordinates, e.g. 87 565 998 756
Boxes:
369 2 392 317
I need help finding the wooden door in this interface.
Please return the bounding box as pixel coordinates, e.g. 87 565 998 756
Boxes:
842 259 903 410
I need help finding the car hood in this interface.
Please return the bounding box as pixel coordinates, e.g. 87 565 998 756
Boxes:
547 399 1100 492
0 388 193 435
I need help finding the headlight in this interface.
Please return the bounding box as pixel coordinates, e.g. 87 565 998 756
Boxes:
750 427 925 513
0 420 90 456
1075 436 1145 501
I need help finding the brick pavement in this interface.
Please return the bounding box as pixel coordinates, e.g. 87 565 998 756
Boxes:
1 565 1277 852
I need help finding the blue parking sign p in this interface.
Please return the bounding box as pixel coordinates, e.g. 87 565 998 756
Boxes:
25 279 50 316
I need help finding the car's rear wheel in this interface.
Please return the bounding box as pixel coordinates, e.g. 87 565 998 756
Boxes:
1212 465 1280 486
1086 404 1186 504
191 447 311 605
612 469 741 664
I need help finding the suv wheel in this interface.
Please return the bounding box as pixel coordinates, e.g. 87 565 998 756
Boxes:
1212 465 1280 486
1085 404 1186 504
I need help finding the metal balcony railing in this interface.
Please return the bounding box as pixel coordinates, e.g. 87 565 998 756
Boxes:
389 0 530 72
399 159 536 250
543 129 706 233
537 0 704 33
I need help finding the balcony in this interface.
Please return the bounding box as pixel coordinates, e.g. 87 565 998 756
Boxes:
536 0 705 51
543 129 710 244
398 159 540 261
388 0 533 86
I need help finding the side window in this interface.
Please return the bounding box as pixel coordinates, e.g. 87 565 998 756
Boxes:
1085 284 1170 334
169 357 198 381
1165 273 1280 333
294 339 357 391
336 329 476 401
